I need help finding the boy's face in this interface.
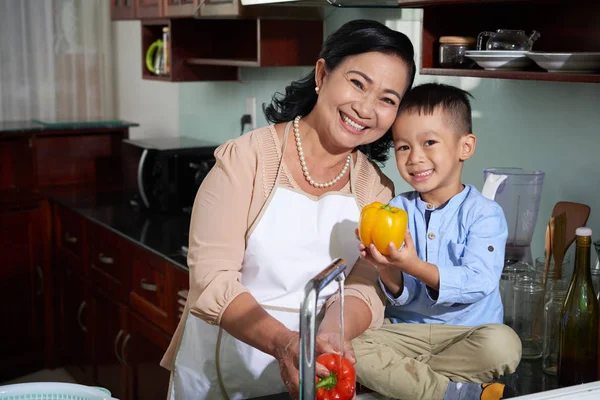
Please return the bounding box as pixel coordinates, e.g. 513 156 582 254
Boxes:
392 107 476 204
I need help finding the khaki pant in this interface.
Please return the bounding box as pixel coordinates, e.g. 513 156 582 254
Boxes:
352 321 522 400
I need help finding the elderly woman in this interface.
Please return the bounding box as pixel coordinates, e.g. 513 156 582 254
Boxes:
160 19 416 399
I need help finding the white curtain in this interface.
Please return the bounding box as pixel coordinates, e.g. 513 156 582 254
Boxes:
0 0 114 121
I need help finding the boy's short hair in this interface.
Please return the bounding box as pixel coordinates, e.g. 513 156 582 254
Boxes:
397 83 474 135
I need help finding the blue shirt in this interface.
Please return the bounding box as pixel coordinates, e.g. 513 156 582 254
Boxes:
382 184 508 326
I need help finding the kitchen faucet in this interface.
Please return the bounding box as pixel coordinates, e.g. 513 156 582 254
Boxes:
299 258 347 400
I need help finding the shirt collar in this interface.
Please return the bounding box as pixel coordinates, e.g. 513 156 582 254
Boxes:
416 184 472 214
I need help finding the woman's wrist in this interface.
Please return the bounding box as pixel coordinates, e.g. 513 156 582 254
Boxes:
269 327 297 358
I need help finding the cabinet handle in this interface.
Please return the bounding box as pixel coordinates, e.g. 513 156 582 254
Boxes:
121 333 132 368
36 266 44 296
77 301 87 333
64 232 78 244
140 278 157 292
192 0 206 17
114 329 124 364
98 253 114 265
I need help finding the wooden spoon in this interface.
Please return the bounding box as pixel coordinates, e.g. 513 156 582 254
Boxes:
552 212 567 281
542 219 553 286
552 201 591 252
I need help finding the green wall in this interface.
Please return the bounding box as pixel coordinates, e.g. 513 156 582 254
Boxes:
179 7 599 263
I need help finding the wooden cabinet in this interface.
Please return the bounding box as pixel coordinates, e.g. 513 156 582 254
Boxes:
408 0 600 83
61 268 94 386
111 0 136 20
163 0 196 17
92 289 129 400
51 201 189 398
130 247 171 334
142 17 323 81
136 0 162 19
88 222 133 303
128 311 172 400
0 206 46 381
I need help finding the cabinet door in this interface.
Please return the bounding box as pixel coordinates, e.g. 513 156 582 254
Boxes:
62 268 94 386
93 289 128 400
136 0 162 18
198 0 239 17
111 0 136 20
127 312 171 400
0 207 45 381
163 0 196 17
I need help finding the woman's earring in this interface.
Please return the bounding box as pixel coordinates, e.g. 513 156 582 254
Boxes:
315 86 319 93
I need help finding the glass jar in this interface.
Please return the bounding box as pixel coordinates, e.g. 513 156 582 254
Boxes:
542 279 568 375
500 261 531 328
513 275 545 359
534 255 571 304
439 36 476 68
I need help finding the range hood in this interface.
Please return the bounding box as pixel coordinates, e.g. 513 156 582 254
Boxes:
241 0 399 7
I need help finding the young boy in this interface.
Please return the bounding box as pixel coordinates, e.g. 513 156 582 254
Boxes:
354 83 522 400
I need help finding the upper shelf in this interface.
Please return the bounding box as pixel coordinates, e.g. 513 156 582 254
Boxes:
418 1 600 83
141 18 323 82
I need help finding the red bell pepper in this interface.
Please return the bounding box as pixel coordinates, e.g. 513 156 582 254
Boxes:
315 353 356 400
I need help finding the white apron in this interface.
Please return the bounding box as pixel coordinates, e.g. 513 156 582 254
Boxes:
170 122 361 399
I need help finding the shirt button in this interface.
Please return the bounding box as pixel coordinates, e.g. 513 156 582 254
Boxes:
426 203 434 209
428 232 435 240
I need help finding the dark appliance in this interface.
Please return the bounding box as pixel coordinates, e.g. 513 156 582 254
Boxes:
122 136 219 214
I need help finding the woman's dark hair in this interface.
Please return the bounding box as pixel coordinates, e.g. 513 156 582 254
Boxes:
263 19 416 164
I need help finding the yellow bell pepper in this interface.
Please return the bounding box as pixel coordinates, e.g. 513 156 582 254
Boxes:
358 202 408 256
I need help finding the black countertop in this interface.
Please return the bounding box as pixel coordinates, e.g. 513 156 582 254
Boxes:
0 119 139 134
48 187 189 271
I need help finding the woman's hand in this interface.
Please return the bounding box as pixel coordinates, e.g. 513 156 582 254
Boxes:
316 330 356 364
273 331 343 399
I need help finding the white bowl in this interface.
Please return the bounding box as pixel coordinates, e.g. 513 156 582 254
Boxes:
526 52 600 73
465 52 534 71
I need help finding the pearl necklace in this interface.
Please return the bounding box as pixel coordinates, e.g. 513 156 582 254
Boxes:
293 115 351 189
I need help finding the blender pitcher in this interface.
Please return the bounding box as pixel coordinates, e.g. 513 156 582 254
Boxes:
482 168 545 266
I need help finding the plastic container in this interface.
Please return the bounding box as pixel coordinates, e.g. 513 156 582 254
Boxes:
482 168 545 265
0 382 117 400
439 36 476 68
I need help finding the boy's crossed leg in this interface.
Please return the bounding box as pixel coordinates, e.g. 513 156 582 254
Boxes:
352 322 521 400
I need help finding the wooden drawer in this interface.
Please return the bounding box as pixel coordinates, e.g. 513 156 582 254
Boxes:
130 248 170 333
88 222 131 302
55 205 84 260
170 264 189 333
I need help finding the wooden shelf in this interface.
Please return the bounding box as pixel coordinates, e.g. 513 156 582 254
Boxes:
142 74 173 81
141 17 322 82
419 1 600 84
421 68 600 84
186 58 260 68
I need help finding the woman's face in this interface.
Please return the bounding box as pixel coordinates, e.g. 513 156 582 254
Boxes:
313 51 410 152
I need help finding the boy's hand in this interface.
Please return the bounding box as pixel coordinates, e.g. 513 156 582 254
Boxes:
358 229 419 273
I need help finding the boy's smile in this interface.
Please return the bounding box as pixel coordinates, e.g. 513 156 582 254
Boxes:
392 107 476 206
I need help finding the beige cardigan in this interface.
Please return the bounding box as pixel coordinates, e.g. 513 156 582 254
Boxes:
161 124 394 369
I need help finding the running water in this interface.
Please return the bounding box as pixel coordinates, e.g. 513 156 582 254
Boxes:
338 279 344 368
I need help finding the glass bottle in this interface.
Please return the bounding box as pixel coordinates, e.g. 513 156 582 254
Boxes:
542 279 568 375
558 227 599 386
592 240 600 302
162 26 171 76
